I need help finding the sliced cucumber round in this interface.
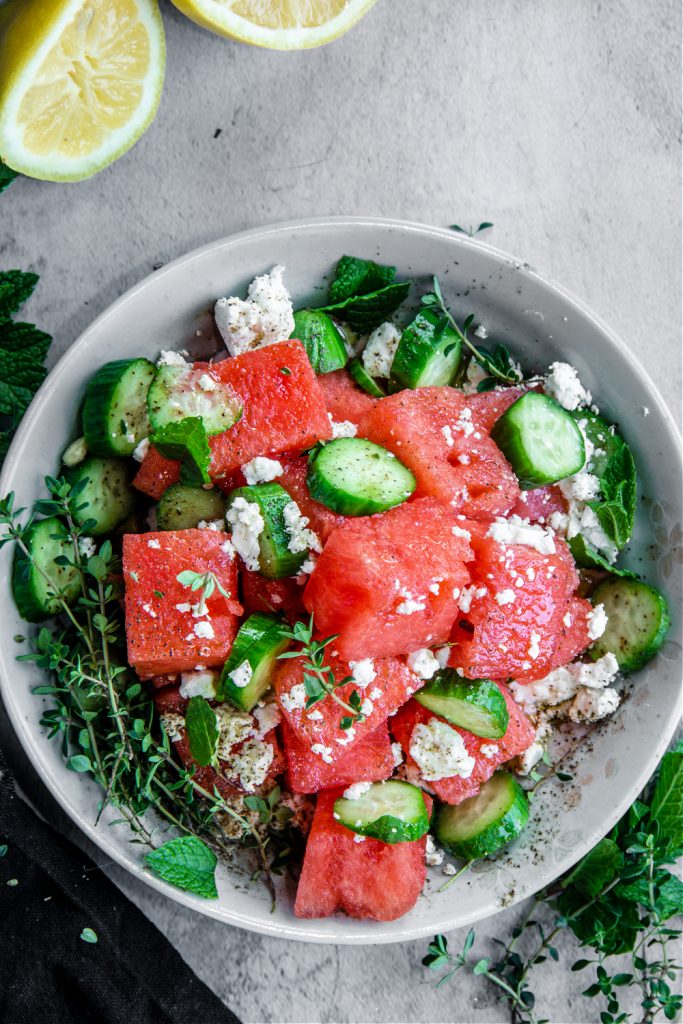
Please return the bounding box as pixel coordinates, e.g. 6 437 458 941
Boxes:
12 517 81 622
82 358 155 457
217 613 290 712
157 484 226 531
348 358 386 397
291 309 348 374
390 308 463 389
491 391 586 489
226 483 308 579
415 673 510 739
307 438 416 516
589 578 670 672
334 780 430 844
434 773 529 860
147 364 242 436
64 457 135 536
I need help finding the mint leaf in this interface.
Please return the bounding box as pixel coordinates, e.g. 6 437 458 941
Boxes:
655 871 683 920
568 535 638 578
151 417 211 487
145 836 218 899
0 161 18 194
320 280 411 333
185 695 219 767
0 271 39 322
589 442 637 550
564 837 624 898
0 320 52 459
649 749 683 851
328 255 396 304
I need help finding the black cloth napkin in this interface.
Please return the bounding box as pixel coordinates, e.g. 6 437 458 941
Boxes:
0 742 240 1024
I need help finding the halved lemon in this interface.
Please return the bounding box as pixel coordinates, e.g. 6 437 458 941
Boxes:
0 0 165 182
171 0 379 49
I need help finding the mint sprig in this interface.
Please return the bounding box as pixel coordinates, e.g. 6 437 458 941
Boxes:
185 696 219 767
150 417 211 487
328 255 397 304
319 280 411 334
145 836 218 899
589 442 637 550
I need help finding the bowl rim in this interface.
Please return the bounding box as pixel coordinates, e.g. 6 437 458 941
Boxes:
0 215 680 944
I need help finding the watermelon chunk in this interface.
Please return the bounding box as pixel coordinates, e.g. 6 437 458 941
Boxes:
240 567 307 623
448 531 584 682
294 789 430 920
359 386 520 520
511 485 567 524
274 653 419 757
278 456 347 542
209 340 331 477
123 529 242 678
304 497 472 661
133 446 181 500
318 368 378 426
465 387 524 432
391 688 534 805
281 718 394 793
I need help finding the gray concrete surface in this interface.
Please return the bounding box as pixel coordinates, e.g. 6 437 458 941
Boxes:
1 0 680 1021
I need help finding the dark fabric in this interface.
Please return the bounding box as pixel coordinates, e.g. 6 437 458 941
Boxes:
0 744 240 1024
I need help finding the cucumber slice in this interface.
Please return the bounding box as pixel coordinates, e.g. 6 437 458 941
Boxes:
390 308 463 389
12 517 81 622
434 773 529 860
82 358 155 457
333 780 430 844
307 438 416 516
571 410 623 479
225 483 308 579
291 309 348 373
147 364 242 436
348 358 386 397
415 673 510 739
157 484 226 531
216 613 290 711
589 578 670 672
491 391 586 489
64 457 135 536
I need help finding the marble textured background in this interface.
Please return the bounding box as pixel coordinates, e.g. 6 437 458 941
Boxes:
1 0 680 1020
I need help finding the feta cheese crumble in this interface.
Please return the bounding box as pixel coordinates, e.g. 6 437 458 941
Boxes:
227 660 253 689
328 414 357 439
280 683 307 713
487 516 556 555
179 670 217 699
157 350 187 368
407 648 441 680
311 743 334 764
543 362 591 411
343 781 373 800
214 265 295 357
78 536 96 559
282 500 322 555
252 701 281 738
231 740 275 792
242 456 283 486
480 743 499 759
409 718 476 781
361 322 401 379
132 437 150 463
348 659 377 687
226 497 265 571
425 835 444 866
396 589 426 615
495 589 516 606
587 603 608 641
194 621 215 640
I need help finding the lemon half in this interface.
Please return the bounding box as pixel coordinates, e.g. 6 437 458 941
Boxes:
0 0 165 182
172 0 379 49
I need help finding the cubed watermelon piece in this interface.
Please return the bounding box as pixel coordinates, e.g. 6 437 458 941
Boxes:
274 653 419 757
123 529 242 678
391 688 535 805
448 531 583 682
318 368 378 425
511 485 567 523
209 340 331 477
278 456 347 541
281 718 394 793
359 386 520 520
240 567 307 623
304 497 472 661
133 446 181 500
465 387 524 432
294 789 430 920
531 595 594 681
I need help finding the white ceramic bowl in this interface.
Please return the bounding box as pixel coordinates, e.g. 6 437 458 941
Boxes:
0 217 681 944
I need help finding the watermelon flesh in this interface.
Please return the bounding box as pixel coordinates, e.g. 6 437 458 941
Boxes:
390 687 535 804
294 789 430 920
133 446 181 500
465 387 523 432
240 567 307 623
123 529 242 678
359 386 520 521
511 485 567 524
281 718 394 793
318 368 378 426
304 497 472 661
274 653 420 757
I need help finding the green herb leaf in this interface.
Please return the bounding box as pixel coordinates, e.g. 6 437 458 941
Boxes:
144 836 218 899
563 838 624 898
80 927 98 944
0 318 52 458
0 271 39 322
319 280 411 333
654 872 683 920
649 748 683 851
0 160 18 194
589 443 637 550
185 696 219 767
151 417 211 487
328 255 396 304
66 754 92 773
568 535 638 579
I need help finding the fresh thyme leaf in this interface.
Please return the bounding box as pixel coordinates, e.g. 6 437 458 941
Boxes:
0 844 7 858
0 271 39 322
80 927 98 944
0 160 18 194
450 222 494 237
185 696 219 767
328 255 396 304
145 836 218 899
151 417 211 487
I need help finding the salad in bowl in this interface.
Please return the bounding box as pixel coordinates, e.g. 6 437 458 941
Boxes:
1 251 672 925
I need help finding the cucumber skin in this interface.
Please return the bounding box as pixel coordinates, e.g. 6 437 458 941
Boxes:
414 675 510 739
390 309 462 389
333 782 430 844
217 613 289 711
590 579 671 672
307 438 416 517
225 484 307 580
348 358 386 397
64 457 136 536
12 517 81 622
571 410 622 479
491 392 586 489
292 310 348 374
157 484 225 531
82 358 154 457
434 775 529 860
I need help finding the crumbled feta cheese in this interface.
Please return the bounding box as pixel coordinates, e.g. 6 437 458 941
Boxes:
396 589 426 614
452 524 472 542
231 739 275 792
252 701 281 738
543 362 591 411
311 743 334 764
343 781 373 800
78 536 96 559
280 683 307 713
517 739 545 775
221 538 236 558
227 660 253 689
458 586 486 614
298 555 317 576
410 718 476 781
306 709 323 721
197 519 224 531
462 360 490 394
495 589 516 606
480 743 499 759
435 647 451 669
474 324 488 339
528 632 541 660
442 863 458 876
147 538 161 549
157 350 188 368
242 456 283 485
425 835 445 866
361 322 401 378
391 741 404 767
487 515 556 554
452 408 475 437
226 497 265 571
353 834 367 843
179 670 217 699
360 698 374 717
349 659 377 687
642 406 650 417
142 603 157 618
568 686 621 723
160 712 185 742
441 424 455 448
214 266 295 357
407 648 441 680
328 414 357 439
194 620 215 640
559 472 601 503
215 706 254 759
282 500 322 554
336 727 356 746
369 687 382 701
197 373 218 392
587 603 608 641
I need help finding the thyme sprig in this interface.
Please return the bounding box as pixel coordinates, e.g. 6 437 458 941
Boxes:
176 568 232 616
